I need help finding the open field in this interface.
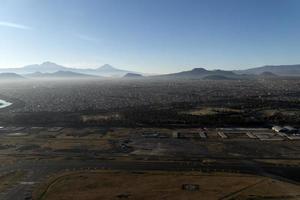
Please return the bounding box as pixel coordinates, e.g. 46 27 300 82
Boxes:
0 171 25 193
255 159 300 166
34 171 300 200
181 107 243 116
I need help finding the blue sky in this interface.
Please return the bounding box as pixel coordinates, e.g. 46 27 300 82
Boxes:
0 0 300 73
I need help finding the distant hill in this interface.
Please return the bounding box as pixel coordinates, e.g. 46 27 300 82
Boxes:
235 64 300 76
259 71 278 77
70 65 133 77
203 75 235 80
52 71 99 78
123 73 144 78
158 68 238 79
0 73 24 80
0 62 140 77
26 71 99 79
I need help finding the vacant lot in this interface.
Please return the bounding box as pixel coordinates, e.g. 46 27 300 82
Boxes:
181 107 243 116
34 171 300 200
0 171 25 193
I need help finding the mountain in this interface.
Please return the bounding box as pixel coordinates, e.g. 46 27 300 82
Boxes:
123 73 144 78
92 64 133 77
0 73 25 80
22 62 68 73
26 71 99 79
97 64 118 71
72 64 134 77
158 68 238 79
235 64 300 76
0 62 137 77
0 62 68 74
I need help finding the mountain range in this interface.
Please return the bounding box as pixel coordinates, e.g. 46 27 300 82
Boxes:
158 64 300 79
123 73 144 78
159 68 238 79
0 73 25 80
235 64 300 76
0 62 135 77
26 71 98 79
0 62 300 80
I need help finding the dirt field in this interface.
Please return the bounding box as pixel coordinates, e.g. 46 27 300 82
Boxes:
181 107 243 116
0 171 25 192
255 159 300 166
34 171 300 200
40 139 111 151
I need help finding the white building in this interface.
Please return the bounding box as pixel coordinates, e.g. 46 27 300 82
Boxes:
272 126 284 132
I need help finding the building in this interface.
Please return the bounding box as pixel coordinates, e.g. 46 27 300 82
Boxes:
272 126 284 133
273 125 298 134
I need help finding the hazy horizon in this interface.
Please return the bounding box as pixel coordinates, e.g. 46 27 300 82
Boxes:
1 0 300 73
2 61 300 75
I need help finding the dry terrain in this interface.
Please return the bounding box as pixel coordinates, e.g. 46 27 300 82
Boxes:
34 171 300 200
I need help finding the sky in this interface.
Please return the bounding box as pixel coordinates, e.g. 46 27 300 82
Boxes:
0 0 300 73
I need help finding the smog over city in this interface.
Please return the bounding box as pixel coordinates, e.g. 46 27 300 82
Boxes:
0 0 300 200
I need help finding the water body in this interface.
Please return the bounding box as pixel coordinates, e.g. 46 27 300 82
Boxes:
0 99 12 109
